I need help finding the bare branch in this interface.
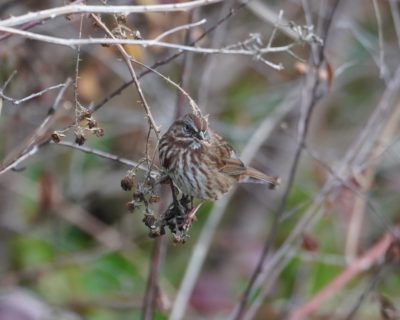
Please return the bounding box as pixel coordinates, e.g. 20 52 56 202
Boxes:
372 0 389 81
246 0 298 40
0 24 298 61
153 18 206 42
0 0 223 27
289 230 396 320
0 83 66 105
55 140 159 175
230 2 340 318
142 237 166 320
0 70 17 91
389 0 400 49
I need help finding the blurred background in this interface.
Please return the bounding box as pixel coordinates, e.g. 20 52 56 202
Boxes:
0 0 400 319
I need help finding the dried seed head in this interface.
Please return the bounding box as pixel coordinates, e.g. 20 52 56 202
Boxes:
301 233 319 252
142 214 157 228
133 191 143 201
121 176 134 191
75 134 86 146
79 110 92 121
149 195 160 204
126 200 139 213
94 128 104 137
87 118 97 129
51 133 61 143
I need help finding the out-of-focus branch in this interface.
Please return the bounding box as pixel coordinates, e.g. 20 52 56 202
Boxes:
372 0 388 81
142 236 166 320
289 229 397 320
231 62 400 320
246 0 298 40
389 0 400 49
230 1 340 318
55 202 125 250
0 0 85 42
0 83 65 105
0 0 223 27
345 102 400 261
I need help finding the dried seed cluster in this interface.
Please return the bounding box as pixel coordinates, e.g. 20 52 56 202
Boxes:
120 172 199 243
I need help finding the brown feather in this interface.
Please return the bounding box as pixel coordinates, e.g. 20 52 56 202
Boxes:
239 167 281 189
210 132 280 189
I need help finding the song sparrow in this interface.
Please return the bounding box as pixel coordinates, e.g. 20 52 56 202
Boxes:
158 113 280 201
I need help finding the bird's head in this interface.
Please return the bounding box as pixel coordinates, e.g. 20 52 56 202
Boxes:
170 112 209 142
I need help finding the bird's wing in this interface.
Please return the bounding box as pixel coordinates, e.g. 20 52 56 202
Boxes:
210 132 280 188
209 132 246 176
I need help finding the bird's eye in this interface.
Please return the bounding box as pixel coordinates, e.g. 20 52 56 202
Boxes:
184 124 191 132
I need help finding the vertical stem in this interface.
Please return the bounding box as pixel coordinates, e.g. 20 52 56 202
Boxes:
141 236 166 320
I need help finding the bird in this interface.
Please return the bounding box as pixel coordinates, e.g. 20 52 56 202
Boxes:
158 112 280 201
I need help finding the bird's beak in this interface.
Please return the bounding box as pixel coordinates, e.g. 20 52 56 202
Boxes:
198 131 207 140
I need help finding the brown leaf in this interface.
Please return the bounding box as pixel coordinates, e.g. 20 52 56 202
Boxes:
301 233 319 252
39 172 54 212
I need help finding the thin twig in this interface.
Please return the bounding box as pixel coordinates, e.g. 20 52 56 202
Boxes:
345 101 400 261
153 18 206 42
372 0 388 81
0 1 223 27
344 263 386 320
246 0 298 40
0 0 85 42
129 58 201 116
0 70 17 92
55 140 158 174
388 0 400 49
141 237 166 320
0 83 66 105
90 13 160 136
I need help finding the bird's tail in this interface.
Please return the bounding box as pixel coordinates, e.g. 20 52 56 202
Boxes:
239 167 281 189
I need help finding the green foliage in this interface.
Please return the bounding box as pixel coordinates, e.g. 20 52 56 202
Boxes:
307 262 341 296
11 236 54 269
